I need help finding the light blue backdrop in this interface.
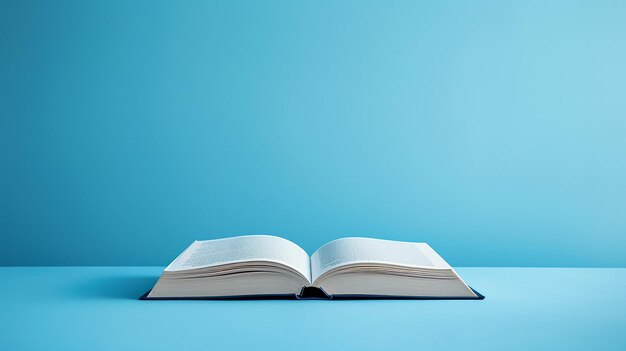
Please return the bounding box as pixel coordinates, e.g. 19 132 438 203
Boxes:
1 0 625 266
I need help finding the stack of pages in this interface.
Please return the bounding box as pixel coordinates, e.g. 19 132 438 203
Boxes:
144 235 482 300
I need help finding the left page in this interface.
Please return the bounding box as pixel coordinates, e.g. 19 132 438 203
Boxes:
165 235 312 283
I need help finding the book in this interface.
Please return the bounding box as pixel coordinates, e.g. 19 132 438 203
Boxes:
143 235 483 300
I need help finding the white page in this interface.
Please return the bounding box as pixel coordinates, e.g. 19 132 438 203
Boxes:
310 237 450 282
166 235 311 283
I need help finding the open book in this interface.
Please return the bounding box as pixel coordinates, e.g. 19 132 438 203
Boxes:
144 235 483 300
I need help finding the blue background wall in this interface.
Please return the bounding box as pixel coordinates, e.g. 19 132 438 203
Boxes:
1 0 625 266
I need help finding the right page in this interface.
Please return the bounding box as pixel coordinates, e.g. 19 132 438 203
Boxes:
309 237 478 298
310 237 450 283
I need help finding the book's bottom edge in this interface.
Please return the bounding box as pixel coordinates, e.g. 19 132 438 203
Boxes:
140 286 485 300
139 291 298 300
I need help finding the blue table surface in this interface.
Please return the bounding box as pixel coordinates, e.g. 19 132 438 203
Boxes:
0 267 624 351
